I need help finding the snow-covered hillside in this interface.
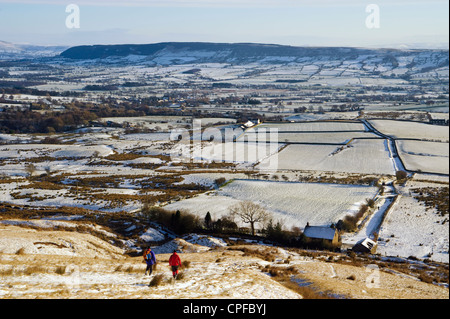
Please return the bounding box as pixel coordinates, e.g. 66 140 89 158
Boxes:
0 40 68 59
0 223 448 299
52 43 449 82
59 43 449 72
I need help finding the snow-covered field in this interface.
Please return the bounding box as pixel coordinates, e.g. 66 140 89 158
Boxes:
377 182 449 263
286 112 360 122
251 122 367 132
178 141 282 169
261 139 396 175
99 116 235 131
165 179 379 229
369 120 449 142
0 144 113 160
396 140 449 175
244 121 373 144
243 131 377 144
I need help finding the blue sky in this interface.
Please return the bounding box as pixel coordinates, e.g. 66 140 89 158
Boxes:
0 0 448 48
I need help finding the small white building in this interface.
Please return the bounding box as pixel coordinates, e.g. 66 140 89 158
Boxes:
243 119 261 128
352 238 377 254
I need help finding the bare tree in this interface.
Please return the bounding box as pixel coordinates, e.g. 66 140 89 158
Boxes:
45 166 52 176
89 150 101 163
230 201 270 236
25 163 37 179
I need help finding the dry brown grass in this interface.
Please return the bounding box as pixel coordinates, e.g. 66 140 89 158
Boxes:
105 153 144 161
176 271 186 281
275 277 337 299
232 246 279 262
412 186 449 216
0 264 66 277
149 274 165 287
19 181 65 190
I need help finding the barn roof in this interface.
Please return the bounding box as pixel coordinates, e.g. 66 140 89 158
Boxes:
304 226 336 241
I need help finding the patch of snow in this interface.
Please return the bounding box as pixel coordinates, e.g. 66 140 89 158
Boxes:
140 228 166 242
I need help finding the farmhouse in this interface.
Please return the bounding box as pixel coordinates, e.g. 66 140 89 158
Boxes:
303 224 341 246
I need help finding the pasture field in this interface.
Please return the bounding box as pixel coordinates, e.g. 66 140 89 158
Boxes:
242 131 378 144
377 182 449 263
396 140 449 175
369 120 449 142
251 121 367 132
164 179 379 229
258 139 396 175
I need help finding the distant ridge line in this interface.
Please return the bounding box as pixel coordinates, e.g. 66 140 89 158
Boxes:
60 41 448 61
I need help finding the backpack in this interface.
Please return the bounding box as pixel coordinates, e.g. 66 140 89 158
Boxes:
143 249 150 261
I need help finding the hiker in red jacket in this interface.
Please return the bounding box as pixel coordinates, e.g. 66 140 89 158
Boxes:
169 250 182 279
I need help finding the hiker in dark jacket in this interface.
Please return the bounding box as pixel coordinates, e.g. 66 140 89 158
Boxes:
143 247 157 276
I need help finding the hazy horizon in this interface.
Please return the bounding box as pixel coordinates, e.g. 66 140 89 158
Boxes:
2 40 448 52
0 0 448 50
